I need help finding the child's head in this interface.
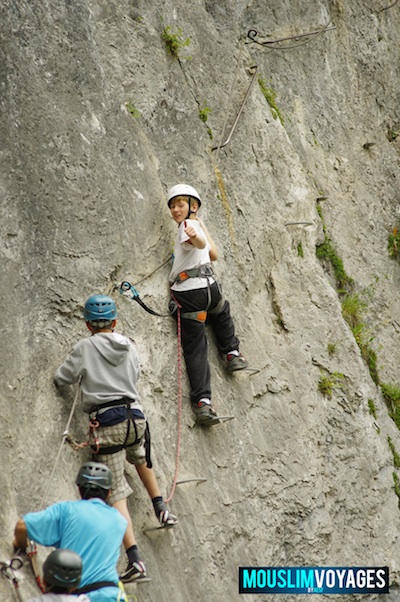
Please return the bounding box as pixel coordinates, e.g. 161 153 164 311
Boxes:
76 461 112 502
42 549 82 594
84 294 117 333
167 184 201 222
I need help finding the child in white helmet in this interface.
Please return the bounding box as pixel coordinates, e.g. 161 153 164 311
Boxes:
167 184 248 425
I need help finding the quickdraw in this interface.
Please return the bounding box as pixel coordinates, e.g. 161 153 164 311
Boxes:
89 419 100 454
64 433 89 451
64 419 100 454
0 556 23 602
116 281 173 318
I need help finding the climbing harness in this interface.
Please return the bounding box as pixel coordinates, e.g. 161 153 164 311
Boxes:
75 580 118 595
0 556 23 602
116 281 173 318
246 24 336 50
74 578 130 600
173 264 214 284
86 398 153 468
63 396 153 469
172 265 226 322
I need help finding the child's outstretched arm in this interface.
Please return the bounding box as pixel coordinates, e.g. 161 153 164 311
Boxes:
195 217 218 261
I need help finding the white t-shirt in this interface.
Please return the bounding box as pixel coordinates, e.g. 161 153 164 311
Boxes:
169 220 215 292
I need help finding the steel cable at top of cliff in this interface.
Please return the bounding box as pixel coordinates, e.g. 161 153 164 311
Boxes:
380 0 399 10
246 23 336 51
211 64 259 152
207 23 335 158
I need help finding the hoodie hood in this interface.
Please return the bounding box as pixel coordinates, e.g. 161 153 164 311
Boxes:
89 332 131 366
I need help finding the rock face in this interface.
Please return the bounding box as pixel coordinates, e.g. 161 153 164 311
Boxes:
2 0 400 600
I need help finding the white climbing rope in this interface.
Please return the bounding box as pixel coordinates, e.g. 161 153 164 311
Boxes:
38 379 81 510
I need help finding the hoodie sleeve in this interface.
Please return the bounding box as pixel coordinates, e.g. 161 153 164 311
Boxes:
54 342 84 386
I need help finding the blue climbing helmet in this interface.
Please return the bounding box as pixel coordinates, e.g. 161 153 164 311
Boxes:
84 294 117 321
43 549 82 591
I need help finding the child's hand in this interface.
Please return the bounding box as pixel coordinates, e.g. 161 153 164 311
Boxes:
184 220 198 241
182 220 206 249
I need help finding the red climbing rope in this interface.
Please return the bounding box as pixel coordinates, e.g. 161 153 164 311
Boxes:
165 306 183 503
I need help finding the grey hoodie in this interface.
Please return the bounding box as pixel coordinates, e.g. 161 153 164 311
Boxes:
54 333 143 413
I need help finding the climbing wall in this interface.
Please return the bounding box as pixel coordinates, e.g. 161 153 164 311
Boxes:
1 0 400 600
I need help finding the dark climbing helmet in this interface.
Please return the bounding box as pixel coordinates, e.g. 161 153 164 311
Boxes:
43 549 82 590
167 184 202 208
75 462 113 490
83 295 117 321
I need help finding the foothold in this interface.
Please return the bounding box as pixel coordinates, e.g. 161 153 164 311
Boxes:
176 477 207 485
228 366 261 375
197 415 235 427
124 576 152 584
143 524 176 534
285 221 313 227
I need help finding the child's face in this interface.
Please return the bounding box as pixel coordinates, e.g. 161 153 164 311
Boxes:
169 196 199 224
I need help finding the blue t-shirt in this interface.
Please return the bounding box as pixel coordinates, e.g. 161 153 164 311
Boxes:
24 499 127 602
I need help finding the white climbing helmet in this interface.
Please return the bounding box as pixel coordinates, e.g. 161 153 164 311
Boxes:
167 184 202 208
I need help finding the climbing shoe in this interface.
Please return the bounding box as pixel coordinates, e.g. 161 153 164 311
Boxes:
193 399 219 425
226 352 248 372
120 560 147 583
153 499 178 527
